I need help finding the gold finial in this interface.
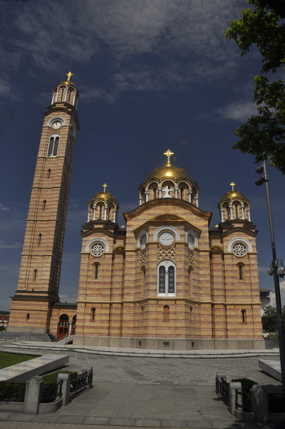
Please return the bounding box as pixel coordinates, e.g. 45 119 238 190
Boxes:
65 71 74 84
163 149 174 167
102 183 108 193
229 182 236 192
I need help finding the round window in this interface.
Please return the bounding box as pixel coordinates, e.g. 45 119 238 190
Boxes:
232 241 248 257
90 241 105 257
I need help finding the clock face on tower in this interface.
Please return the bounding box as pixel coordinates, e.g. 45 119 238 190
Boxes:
50 118 63 129
159 231 174 246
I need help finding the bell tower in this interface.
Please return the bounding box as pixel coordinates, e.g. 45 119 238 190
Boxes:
9 73 79 334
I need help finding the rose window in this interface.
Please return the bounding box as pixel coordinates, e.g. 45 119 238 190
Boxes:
232 242 248 257
90 241 105 257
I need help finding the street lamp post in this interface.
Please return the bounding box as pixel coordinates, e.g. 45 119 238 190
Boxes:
256 159 285 389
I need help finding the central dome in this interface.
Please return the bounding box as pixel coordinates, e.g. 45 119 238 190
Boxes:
139 149 199 207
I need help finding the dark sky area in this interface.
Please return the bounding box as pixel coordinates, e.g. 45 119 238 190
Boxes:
0 0 284 310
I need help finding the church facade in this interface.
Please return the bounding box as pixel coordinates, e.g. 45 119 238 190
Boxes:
8 75 264 349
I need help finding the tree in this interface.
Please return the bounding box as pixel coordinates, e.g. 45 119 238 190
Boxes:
262 305 285 332
225 0 285 173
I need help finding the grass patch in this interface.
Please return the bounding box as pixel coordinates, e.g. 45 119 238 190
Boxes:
0 351 39 369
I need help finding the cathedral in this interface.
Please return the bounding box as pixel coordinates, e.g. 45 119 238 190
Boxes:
8 74 264 350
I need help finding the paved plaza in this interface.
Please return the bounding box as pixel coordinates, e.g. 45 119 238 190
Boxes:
0 344 283 428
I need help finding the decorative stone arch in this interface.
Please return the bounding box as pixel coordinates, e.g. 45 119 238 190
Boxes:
161 180 175 198
153 225 179 242
157 260 176 296
146 181 159 201
87 237 109 254
178 181 190 202
228 238 252 255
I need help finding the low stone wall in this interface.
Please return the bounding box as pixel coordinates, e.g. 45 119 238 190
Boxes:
73 335 265 350
0 354 69 382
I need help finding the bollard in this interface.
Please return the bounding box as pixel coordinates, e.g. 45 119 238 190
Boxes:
57 373 70 406
24 376 42 414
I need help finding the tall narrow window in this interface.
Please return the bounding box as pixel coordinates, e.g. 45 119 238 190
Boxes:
241 309 247 324
38 233 42 246
238 263 244 280
67 87 74 104
42 200 46 210
163 305 170 322
47 169 51 178
33 269 37 281
94 263 99 279
47 136 59 157
157 261 176 296
159 266 166 293
26 313 30 321
168 266 175 293
90 307 96 322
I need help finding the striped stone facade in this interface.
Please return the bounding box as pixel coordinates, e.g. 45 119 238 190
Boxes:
8 77 263 349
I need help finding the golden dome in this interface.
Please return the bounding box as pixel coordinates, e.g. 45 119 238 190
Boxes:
142 149 196 186
90 184 117 204
220 182 249 203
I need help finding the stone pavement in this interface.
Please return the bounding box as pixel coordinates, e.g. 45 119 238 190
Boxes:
0 347 282 428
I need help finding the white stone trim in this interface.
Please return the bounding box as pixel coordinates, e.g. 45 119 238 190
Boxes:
157 260 176 296
85 237 109 254
227 238 252 253
153 226 179 242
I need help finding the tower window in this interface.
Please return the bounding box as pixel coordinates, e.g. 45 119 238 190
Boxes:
38 233 42 246
163 305 170 322
241 309 247 324
33 269 37 281
90 307 96 322
94 262 99 279
157 261 176 296
238 263 244 280
42 200 46 210
47 136 59 157
26 313 30 321
47 169 51 178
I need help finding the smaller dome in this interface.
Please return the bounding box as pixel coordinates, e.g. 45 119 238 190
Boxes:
90 184 118 205
220 182 249 203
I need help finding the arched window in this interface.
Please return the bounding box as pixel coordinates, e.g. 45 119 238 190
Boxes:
238 263 244 280
42 200 46 210
157 261 176 296
38 233 42 246
66 87 74 104
179 182 189 201
33 269 37 281
241 309 247 324
148 182 158 200
47 136 59 157
57 86 65 102
94 262 99 279
26 313 30 320
47 169 51 178
161 181 175 198
95 202 104 220
90 307 96 322
57 314 69 339
163 305 170 322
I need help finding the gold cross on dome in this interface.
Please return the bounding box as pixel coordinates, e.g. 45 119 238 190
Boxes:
229 182 236 191
163 149 174 166
65 71 74 83
102 183 108 193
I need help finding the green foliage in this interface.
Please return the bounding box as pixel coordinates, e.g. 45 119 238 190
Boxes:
262 305 285 332
225 0 285 173
0 352 38 369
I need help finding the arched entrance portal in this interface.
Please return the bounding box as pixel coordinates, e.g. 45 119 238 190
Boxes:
57 314 69 339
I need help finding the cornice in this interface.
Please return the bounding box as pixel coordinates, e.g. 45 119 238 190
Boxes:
124 198 212 222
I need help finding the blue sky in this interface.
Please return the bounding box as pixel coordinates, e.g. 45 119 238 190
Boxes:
0 0 284 310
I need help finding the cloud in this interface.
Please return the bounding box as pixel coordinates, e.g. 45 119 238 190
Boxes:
0 203 9 211
219 101 257 121
0 0 248 100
